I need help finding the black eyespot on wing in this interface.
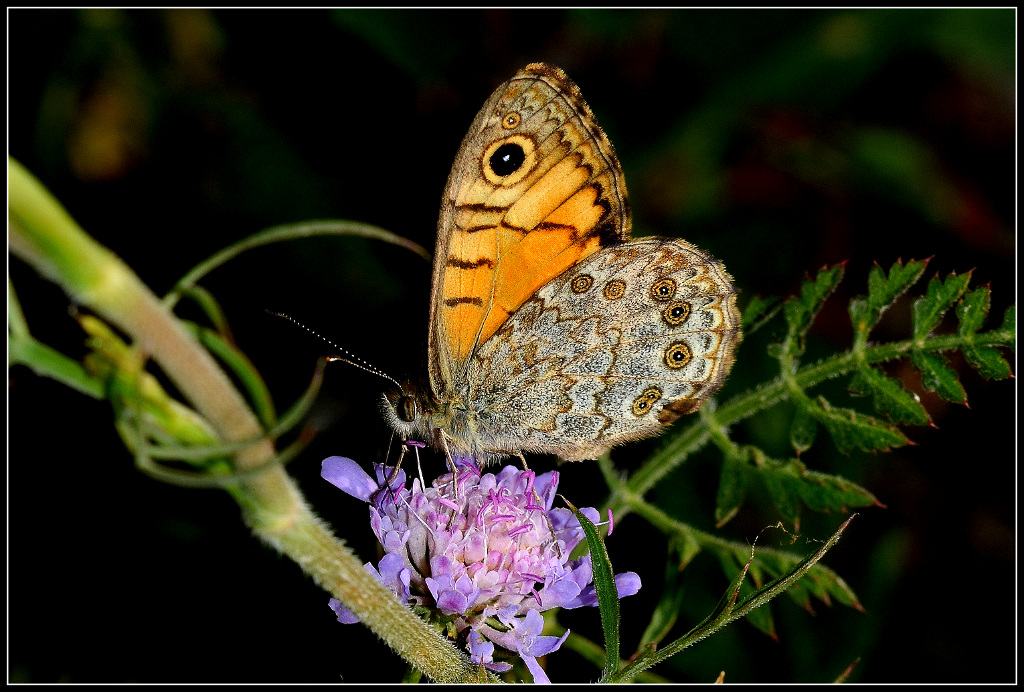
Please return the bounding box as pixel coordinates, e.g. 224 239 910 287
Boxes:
651 278 677 302
664 341 692 369
662 300 691 326
571 274 594 294
489 142 526 177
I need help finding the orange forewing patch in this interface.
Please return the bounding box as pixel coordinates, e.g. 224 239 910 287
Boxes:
482 231 604 343
504 155 590 230
480 180 611 345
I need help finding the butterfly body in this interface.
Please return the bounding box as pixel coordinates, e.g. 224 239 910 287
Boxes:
383 64 741 466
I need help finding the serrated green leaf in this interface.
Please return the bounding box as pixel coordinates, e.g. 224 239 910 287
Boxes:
791 560 862 611
749 452 880 524
568 502 620 681
851 259 930 348
912 272 972 340
963 345 1013 380
782 264 847 348
956 286 991 337
743 549 862 612
999 305 1015 341
615 521 858 683
785 265 846 339
910 350 967 403
742 294 781 330
809 396 908 453
867 258 929 314
729 517 856 620
715 455 747 528
789 404 818 455
848 365 931 425
795 467 881 513
803 265 847 312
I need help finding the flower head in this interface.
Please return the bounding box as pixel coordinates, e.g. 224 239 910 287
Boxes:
322 456 641 683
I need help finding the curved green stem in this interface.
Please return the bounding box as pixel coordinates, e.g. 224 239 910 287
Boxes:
8 156 479 682
163 219 431 310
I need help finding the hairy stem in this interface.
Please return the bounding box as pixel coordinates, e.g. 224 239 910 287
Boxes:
8 157 478 682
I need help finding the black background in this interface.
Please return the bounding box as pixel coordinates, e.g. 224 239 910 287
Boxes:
8 9 1015 683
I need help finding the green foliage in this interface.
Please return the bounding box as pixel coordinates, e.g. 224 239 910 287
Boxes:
606 518 857 683
956 287 1015 380
910 350 967 404
741 294 782 333
715 445 880 530
912 272 973 340
849 258 929 350
760 260 1012 461
848 366 931 425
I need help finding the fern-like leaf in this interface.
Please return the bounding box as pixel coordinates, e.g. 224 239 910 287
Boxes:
910 350 968 404
849 258 929 350
912 271 972 340
848 365 931 425
783 264 846 356
714 445 880 529
799 393 909 454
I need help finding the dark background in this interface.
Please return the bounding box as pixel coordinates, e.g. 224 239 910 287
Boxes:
8 9 1015 683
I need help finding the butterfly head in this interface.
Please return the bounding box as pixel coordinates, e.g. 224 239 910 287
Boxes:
380 380 440 447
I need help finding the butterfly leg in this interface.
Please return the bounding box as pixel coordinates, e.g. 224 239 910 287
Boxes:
436 430 461 501
377 443 408 507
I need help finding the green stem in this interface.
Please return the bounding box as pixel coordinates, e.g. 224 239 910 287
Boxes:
607 516 855 683
163 219 431 310
8 156 479 682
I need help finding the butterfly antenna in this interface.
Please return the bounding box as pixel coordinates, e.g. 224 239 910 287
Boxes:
267 310 403 389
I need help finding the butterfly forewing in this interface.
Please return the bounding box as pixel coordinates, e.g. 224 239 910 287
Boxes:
429 64 630 397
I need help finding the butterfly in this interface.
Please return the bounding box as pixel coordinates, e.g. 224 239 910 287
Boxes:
383 63 741 466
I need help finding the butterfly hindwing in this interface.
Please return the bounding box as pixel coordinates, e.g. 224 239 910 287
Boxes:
465 238 741 460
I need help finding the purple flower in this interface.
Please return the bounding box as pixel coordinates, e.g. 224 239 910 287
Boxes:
321 456 641 683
